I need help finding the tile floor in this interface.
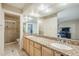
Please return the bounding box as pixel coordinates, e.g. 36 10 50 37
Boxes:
4 42 28 56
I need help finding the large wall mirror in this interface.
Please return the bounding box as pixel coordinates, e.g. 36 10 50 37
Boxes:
23 3 58 38
58 4 79 40
23 3 79 40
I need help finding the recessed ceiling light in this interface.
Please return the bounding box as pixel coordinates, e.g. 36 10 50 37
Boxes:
38 4 52 12
38 4 48 11
37 4 53 16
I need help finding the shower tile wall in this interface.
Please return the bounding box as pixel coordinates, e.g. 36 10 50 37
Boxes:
5 15 20 43
5 20 16 43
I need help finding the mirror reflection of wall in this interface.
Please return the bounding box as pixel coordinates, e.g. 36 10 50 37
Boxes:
23 16 39 35
39 16 57 38
23 14 57 38
58 4 79 40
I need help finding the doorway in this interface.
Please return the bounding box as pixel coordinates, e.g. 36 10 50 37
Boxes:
4 13 20 55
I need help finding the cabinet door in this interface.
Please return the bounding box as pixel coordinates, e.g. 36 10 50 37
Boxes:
34 42 42 56
34 42 41 49
26 39 30 54
23 38 27 51
42 46 53 56
30 40 34 56
34 48 41 56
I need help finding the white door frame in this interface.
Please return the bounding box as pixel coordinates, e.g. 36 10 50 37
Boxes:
20 15 24 49
3 9 24 51
0 4 5 55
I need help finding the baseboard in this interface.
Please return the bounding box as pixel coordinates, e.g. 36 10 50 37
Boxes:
5 41 17 46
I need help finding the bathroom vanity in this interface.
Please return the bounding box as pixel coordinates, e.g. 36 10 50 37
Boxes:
22 4 79 56
22 34 79 56
23 36 66 56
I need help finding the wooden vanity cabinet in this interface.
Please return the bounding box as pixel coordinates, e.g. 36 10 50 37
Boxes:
42 46 54 56
26 38 30 54
23 37 30 55
34 42 42 56
29 40 34 56
23 37 66 56
23 37 27 52
34 48 41 56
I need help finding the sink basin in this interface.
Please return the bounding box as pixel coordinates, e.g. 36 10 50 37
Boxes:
50 43 72 50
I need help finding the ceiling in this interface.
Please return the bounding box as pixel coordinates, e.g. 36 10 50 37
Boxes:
3 3 76 18
25 3 60 18
5 3 32 10
2 3 79 21
2 3 32 15
7 3 25 9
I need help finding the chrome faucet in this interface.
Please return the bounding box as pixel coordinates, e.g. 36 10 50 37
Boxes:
57 38 66 43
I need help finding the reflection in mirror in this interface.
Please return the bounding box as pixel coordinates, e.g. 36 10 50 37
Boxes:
23 14 57 38
23 16 39 35
58 4 79 40
23 3 79 40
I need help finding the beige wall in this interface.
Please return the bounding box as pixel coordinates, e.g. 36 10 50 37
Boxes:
39 16 57 38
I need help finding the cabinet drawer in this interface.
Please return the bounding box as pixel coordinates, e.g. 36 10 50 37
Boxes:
34 42 41 49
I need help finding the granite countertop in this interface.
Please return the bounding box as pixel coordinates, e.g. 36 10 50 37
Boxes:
24 35 79 56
